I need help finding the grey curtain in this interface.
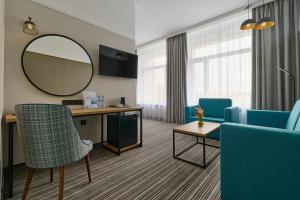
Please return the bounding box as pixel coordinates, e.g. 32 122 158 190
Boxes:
166 33 187 123
252 0 300 110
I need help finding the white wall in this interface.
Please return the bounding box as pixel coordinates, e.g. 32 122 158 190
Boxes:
4 0 136 166
0 0 5 196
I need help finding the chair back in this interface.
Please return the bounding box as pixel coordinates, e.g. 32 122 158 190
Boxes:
198 98 232 118
15 104 85 168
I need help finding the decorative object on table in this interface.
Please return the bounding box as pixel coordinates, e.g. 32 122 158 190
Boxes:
120 97 126 105
82 91 98 108
23 17 38 35
195 106 204 127
97 95 105 108
276 66 296 103
240 0 275 31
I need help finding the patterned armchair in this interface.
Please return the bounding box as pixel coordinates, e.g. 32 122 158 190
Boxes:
15 104 93 200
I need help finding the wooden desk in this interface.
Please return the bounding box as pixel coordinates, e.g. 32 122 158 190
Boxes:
4 106 143 198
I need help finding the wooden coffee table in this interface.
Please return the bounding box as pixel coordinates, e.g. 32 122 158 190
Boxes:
173 121 220 168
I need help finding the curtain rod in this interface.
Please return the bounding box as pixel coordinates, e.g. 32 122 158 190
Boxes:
136 0 277 49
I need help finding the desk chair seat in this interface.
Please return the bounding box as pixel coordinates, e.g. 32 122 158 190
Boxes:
15 104 93 200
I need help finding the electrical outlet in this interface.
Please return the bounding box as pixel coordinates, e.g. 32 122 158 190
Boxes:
81 120 87 126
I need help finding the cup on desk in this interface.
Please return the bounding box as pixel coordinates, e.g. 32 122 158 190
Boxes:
116 103 124 107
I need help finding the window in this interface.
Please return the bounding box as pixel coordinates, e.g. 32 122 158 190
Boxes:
187 12 252 107
137 40 167 120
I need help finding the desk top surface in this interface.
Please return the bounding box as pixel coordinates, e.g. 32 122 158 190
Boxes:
4 106 143 123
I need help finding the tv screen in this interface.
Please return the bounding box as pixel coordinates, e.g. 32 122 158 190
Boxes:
99 45 138 79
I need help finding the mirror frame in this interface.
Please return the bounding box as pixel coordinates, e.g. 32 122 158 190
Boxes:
21 34 94 97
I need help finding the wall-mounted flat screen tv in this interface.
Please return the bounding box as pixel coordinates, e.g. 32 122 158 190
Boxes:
99 45 138 79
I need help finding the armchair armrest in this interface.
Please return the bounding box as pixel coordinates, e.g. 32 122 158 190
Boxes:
185 105 197 123
224 107 240 123
247 110 290 128
221 122 300 200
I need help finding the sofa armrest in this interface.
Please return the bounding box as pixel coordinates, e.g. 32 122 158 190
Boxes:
220 123 300 200
224 107 240 123
247 110 290 128
185 105 197 123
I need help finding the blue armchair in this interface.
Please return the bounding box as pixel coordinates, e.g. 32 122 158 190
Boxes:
185 98 240 139
220 100 300 200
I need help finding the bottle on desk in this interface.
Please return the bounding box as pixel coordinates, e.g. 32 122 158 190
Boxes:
97 95 105 108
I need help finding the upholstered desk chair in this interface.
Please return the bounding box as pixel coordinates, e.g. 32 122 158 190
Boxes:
15 104 93 200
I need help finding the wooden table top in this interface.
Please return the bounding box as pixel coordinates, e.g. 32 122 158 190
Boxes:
173 121 220 137
4 106 143 123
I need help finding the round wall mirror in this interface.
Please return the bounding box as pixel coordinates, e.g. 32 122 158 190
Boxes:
22 34 94 96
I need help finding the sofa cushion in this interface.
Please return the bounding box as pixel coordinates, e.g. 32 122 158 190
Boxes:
199 98 232 118
286 100 300 130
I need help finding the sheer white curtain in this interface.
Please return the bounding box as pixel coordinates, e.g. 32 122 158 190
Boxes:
187 11 252 109
137 40 167 121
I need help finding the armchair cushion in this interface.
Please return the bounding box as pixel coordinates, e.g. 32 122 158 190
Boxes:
247 110 290 129
198 98 232 118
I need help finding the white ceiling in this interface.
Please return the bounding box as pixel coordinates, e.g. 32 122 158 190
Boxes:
31 0 135 40
31 0 258 46
135 0 257 45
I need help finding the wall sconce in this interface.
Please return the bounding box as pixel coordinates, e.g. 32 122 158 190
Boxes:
23 17 38 35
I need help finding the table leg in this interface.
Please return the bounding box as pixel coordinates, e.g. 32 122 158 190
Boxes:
173 131 175 157
140 110 143 147
203 137 206 168
101 114 104 146
117 112 121 155
8 123 14 198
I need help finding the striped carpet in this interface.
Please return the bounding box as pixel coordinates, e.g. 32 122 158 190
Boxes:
9 120 221 200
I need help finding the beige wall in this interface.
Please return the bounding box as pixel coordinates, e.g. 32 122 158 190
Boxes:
4 0 136 165
0 0 5 195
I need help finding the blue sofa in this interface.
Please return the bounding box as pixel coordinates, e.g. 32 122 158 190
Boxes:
185 98 240 139
220 100 300 200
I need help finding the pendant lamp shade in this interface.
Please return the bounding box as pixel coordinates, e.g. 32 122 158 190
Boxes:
240 18 256 30
240 0 255 31
23 17 38 35
255 16 275 30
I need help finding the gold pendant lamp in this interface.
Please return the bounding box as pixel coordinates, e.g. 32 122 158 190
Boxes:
255 0 275 30
240 0 256 30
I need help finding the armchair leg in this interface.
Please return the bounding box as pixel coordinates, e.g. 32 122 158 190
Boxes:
59 166 64 200
50 168 53 183
22 168 34 200
85 154 92 183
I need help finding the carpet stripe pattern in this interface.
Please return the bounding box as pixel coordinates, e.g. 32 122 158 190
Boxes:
9 120 221 200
